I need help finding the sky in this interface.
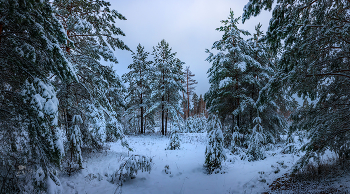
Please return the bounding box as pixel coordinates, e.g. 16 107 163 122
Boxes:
106 0 273 96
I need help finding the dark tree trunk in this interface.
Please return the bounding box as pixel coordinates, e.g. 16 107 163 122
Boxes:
232 115 235 134
165 109 168 136
161 69 165 135
144 116 146 134
235 72 240 128
183 91 186 120
187 75 190 118
140 68 144 134
161 102 164 135
140 93 144 134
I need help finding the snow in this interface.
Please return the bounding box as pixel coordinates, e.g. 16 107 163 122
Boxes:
219 77 231 88
58 133 323 194
237 61 246 72
320 77 334 86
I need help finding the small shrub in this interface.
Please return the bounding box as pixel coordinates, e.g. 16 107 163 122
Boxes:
270 157 350 193
108 155 152 186
166 132 181 150
204 115 226 174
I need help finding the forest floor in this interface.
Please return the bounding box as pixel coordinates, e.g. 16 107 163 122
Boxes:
58 133 350 194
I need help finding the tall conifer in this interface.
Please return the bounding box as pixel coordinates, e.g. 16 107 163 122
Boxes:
243 0 350 168
151 40 185 135
0 0 74 192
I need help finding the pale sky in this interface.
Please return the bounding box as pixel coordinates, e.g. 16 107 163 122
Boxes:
107 0 272 96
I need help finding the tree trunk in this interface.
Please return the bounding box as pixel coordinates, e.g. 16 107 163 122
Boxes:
144 116 146 134
161 102 164 135
237 98 240 128
66 30 71 53
140 93 144 134
232 115 235 134
165 109 168 136
235 71 240 128
161 69 165 135
183 91 186 120
187 73 190 119
140 68 144 134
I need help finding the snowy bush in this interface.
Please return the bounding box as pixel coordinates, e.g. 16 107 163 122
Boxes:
246 117 267 161
61 115 84 176
166 132 181 150
184 116 208 133
85 104 107 143
246 144 266 162
281 133 299 154
204 115 226 173
230 115 271 162
106 116 132 151
108 155 152 186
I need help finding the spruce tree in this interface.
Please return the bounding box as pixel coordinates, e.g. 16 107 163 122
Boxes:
166 132 181 150
205 115 226 174
67 115 83 173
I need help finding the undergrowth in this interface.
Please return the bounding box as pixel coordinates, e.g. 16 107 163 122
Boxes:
269 157 350 193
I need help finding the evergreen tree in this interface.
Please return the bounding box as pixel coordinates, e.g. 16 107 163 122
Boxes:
205 10 251 125
166 132 181 150
205 115 226 174
123 44 153 134
52 0 130 163
184 115 208 133
198 94 206 116
68 115 83 173
205 10 288 160
150 39 185 136
183 66 198 119
0 0 74 192
192 93 199 116
243 0 350 169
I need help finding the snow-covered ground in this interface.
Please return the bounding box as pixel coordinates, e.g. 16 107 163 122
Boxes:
58 133 348 194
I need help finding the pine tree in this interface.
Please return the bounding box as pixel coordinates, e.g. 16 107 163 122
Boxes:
205 10 288 160
246 112 266 161
0 0 74 192
243 0 350 169
166 132 181 150
205 10 251 125
183 66 198 119
67 115 83 173
123 44 153 134
192 93 199 116
198 94 206 116
150 39 185 136
52 0 129 158
205 115 226 174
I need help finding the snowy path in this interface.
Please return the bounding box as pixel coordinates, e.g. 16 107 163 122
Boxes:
118 133 298 194
60 133 301 194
